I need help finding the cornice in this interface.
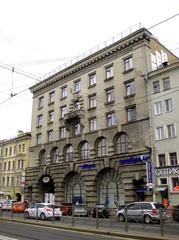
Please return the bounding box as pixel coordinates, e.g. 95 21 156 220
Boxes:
30 28 151 95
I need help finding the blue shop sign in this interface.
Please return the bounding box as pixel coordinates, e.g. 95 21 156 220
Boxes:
80 163 96 169
119 155 149 165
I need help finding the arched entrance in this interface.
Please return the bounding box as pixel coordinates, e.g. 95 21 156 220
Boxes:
15 193 21 201
38 175 54 202
97 168 125 208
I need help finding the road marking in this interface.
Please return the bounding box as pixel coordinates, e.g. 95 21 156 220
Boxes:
0 235 19 240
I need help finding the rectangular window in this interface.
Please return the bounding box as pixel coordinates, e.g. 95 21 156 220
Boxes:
154 101 162 115
167 124 176 138
49 91 55 104
38 96 44 108
47 130 53 142
89 73 96 86
126 106 136 122
89 118 96 131
106 88 114 103
74 79 81 92
158 154 166 167
3 162 6 171
18 159 21 169
89 95 96 109
106 112 116 127
8 161 10 171
12 161 15 170
7 177 10 187
171 177 179 191
60 127 66 139
156 126 164 140
61 86 67 98
5 148 8 157
124 56 133 71
163 77 170 91
37 133 42 145
61 106 67 119
18 144 22 153
13 146 16 154
9 147 12 156
37 114 43 126
74 123 80 135
105 65 113 79
22 144 25 152
49 110 54 123
160 178 167 185
165 98 173 112
125 80 135 96
169 152 177 165
153 81 160 94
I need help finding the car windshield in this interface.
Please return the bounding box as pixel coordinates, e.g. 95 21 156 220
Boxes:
154 203 165 209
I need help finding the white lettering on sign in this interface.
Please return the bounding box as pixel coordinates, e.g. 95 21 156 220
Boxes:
155 167 179 176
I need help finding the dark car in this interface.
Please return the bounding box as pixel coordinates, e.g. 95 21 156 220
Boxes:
92 204 110 218
172 205 179 221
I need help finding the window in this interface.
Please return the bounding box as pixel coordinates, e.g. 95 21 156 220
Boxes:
125 80 135 96
49 91 55 104
48 110 54 123
60 127 66 139
80 142 89 160
66 145 73 161
74 79 81 92
12 161 15 170
74 100 80 110
37 114 43 126
171 177 179 191
5 148 8 157
47 130 53 142
89 73 96 86
160 178 167 185
51 147 59 163
106 88 114 103
61 106 67 119
163 77 170 91
97 138 107 157
126 106 136 122
18 144 22 153
154 101 162 115
158 154 166 167
153 81 160 93
9 147 12 156
38 96 44 108
13 146 16 154
167 124 176 138
89 95 96 109
7 177 10 187
116 133 128 154
39 150 47 165
105 65 113 79
8 161 10 171
37 133 42 145
3 162 6 171
74 123 80 135
165 98 173 112
156 127 164 140
89 118 96 131
124 56 133 71
22 144 25 152
61 86 67 98
106 112 116 127
169 152 177 165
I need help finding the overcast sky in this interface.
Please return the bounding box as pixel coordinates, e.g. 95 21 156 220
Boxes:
0 0 179 140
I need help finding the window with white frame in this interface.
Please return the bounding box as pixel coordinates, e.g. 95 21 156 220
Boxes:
116 133 128 154
89 118 96 131
106 112 116 127
106 88 114 103
47 130 53 142
156 126 164 140
169 152 177 165
124 56 133 71
49 91 55 104
171 177 179 191
154 101 162 115
126 106 136 122
74 79 81 92
158 154 166 167
60 126 66 139
66 145 73 161
153 81 160 94
61 106 67 119
167 124 176 138
125 80 135 96
89 73 96 86
38 96 44 108
36 133 42 145
48 110 54 123
97 138 107 157
89 95 96 109
61 86 67 98
105 65 113 79
80 142 89 160
165 98 173 112
163 77 170 91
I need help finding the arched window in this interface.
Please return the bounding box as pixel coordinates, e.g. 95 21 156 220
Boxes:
80 142 89 160
51 147 59 163
116 133 128 154
65 145 73 161
97 137 108 157
39 149 47 165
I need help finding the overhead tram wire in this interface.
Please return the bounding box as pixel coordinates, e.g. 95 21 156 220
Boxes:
148 13 179 30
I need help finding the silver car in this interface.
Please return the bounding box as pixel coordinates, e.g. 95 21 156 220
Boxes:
116 201 168 224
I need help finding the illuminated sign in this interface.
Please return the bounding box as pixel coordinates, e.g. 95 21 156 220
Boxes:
119 155 149 165
155 167 179 176
80 163 96 169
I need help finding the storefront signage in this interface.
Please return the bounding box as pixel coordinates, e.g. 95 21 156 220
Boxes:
146 161 153 190
80 163 96 169
119 155 149 165
155 167 179 176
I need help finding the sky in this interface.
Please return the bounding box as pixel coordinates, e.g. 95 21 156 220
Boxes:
0 0 179 140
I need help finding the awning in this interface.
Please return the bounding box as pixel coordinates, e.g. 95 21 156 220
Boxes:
156 187 167 192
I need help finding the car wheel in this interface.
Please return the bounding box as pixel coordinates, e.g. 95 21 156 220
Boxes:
25 212 29 218
40 213 46 220
118 213 125 222
144 215 152 224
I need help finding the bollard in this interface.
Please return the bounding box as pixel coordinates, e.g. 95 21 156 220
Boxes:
96 207 99 229
52 204 55 224
72 205 74 226
124 207 128 232
159 208 164 237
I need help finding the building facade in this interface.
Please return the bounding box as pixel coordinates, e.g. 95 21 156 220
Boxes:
25 26 177 207
146 60 179 206
0 131 31 201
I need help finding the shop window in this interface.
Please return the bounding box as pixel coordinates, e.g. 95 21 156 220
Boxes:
171 177 179 191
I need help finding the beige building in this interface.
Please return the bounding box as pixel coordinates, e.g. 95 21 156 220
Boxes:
146 60 179 206
25 26 177 207
0 131 31 201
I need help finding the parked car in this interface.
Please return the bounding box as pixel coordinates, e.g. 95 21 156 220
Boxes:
92 204 110 218
73 204 89 216
25 203 62 220
116 201 168 224
60 203 73 216
172 205 179 221
1 200 16 211
11 202 26 213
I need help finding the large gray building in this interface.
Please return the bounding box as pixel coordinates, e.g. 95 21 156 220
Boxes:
25 26 177 207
